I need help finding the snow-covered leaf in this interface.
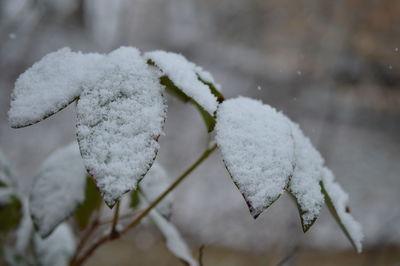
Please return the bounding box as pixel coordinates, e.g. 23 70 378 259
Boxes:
76 47 167 207
8 48 104 128
3 247 33 266
0 149 14 188
140 162 173 218
145 50 220 116
15 199 33 254
149 208 198 266
30 142 87 237
34 223 75 266
321 167 363 253
74 177 102 229
157 73 216 132
215 97 295 218
287 122 325 232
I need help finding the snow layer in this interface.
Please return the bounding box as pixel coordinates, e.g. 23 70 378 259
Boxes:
140 162 173 218
34 223 76 266
149 209 198 266
289 122 325 230
30 142 87 237
215 97 295 218
145 50 218 114
8 47 104 128
322 167 364 252
76 47 167 207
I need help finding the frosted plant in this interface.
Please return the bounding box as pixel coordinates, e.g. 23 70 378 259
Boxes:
1 47 363 266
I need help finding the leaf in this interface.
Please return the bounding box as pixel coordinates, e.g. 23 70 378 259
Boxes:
159 74 216 132
74 176 102 229
140 162 173 219
29 142 87 237
15 198 33 253
129 190 140 209
0 149 21 237
76 47 167 207
145 50 220 115
8 48 104 128
287 122 325 232
196 75 224 103
321 168 363 253
3 246 34 266
149 206 198 266
33 223 75 266
0 149 14 188
215 97 295 218
0 196 22 236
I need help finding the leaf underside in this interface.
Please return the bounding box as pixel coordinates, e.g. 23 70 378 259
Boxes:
320 181 359 252
74 176 102 229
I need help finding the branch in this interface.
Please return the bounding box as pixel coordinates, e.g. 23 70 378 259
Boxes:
73 144 218 266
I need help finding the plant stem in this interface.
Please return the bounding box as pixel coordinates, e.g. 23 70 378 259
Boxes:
74 144 218 266
70 216 99 265
110 201 120 239
122 143 217 234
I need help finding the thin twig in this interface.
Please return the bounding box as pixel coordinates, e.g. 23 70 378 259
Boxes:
122 144 217 234
110 201 120 239
73 144 218 266
198 245 205 266
70 216 100 265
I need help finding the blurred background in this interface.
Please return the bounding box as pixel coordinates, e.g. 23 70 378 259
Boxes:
0 0 399 265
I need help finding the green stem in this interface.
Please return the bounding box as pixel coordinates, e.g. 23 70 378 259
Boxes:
122 144 217 234
110 201 120 239
74 144 218 266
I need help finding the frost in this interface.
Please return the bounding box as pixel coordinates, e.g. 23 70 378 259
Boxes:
30 142 87 237
215 97 295 218
145 50 219 114
140 162 173 218
288 122 325 231
34 223 76 266
149 208 198 266
321 167 363 252
76 47 167 207
8 47 104 128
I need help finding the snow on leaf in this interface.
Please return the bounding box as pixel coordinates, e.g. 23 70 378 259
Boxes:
215 97 295 218
15 198 33 254
145 50 219 115
287 122 325 232
34 223 75 266
140 162 173 219
76 47 167 208
0 149 16 205
321 167 363 253
30 142 87 237
149 207 198 266
8 48 104 128
0 148 15 188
